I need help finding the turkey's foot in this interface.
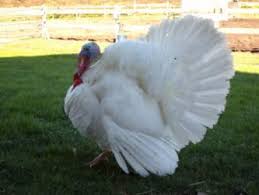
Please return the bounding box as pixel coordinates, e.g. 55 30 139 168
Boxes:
87 150 111 167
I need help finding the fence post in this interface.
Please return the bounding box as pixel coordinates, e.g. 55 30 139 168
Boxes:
166 0 170 19
133 0 137 13
41 5 49 39
113 6 121 42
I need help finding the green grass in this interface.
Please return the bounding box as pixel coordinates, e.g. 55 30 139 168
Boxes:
241 5 259 9
0 39 259 194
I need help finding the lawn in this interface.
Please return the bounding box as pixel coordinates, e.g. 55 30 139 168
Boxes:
0 39 259 195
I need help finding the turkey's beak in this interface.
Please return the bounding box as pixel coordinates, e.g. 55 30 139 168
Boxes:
78 56 87 69
77 55 91 74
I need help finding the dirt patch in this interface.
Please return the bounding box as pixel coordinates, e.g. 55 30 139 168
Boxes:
227 34 259 52
220 18 259 28
219 19 259 52
51 34 115 43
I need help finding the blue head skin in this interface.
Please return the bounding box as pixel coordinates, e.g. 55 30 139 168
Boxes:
78 42 101 65
77 42 101 74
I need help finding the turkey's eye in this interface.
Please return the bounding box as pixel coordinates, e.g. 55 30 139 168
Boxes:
83 46 90 51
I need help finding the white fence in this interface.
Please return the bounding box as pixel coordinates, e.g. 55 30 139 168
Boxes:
0 5 259 43
1 5 258 16
0 5 180 16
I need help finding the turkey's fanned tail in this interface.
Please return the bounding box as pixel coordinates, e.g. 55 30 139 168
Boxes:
102 115 178 177
143 15 234 149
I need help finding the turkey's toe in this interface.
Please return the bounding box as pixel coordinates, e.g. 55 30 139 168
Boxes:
86 150 111 167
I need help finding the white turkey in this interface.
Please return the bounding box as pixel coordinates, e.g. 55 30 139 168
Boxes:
64 15 234 177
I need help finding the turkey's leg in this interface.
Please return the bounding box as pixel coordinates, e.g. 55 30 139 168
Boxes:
87 150 111 167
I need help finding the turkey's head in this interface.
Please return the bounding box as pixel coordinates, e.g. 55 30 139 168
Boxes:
73 42 101 89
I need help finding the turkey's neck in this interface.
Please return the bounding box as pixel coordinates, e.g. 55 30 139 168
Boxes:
72 56 91 89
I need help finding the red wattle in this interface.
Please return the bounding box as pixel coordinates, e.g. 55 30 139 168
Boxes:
72 57 90 90
77 58 90 76
72 72 83 90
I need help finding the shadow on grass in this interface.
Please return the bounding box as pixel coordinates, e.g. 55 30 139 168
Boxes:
0 55 259 194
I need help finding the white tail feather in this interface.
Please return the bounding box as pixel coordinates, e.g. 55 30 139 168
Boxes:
103 115 178 177
142 15 234 148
